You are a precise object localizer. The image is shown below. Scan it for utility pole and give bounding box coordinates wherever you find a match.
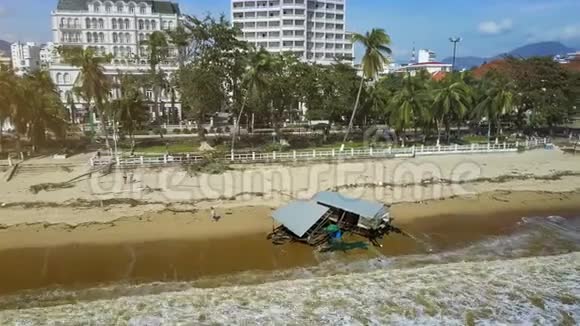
[449,37,462,71]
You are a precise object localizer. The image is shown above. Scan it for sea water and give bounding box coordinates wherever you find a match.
[0,215,579,325]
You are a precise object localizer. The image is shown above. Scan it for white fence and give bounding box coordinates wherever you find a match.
[90,139,547,168]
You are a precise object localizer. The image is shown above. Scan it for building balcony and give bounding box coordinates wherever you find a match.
[59,24,83,30]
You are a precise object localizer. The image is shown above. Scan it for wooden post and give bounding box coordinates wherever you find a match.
[351,148,354,157]
[293,150,296,161]
[421,145,424,153]
[231,150,235,161]
[273,151,277,160]
[332,149,335,157]
[253,152,256,161]
[503,142,507,150]
[313,149,316,158]
[369,147,373,156]
[140,156,144,165]
[164,155,168,164]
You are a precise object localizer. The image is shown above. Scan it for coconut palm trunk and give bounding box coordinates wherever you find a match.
[343,76,365,144]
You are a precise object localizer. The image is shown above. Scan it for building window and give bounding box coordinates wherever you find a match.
[98,19,104,29]
[145,20,150,30]
[151,20,156,30]
[138,20,144,30]
[56,73,62,84]
[87,32,93,43]
[117,3,123,12]
[125,33,131,43]
[94,3,100,12]
[140,5,146,14]
[99,32,105,42]
[112,33,118,43]
[129,4,135,13]
[125,19,130,29]
[168,21,173,30]
[91,18,97,29]
[112,19,117,29]
[105,3,112,12]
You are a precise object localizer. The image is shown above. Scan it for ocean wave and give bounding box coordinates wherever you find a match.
[1,252,579,325]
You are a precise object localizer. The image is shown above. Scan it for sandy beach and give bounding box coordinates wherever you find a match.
[0,149,579,316]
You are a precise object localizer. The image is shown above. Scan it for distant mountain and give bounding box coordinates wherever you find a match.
[442,41,577,70]
[0,39,10,56]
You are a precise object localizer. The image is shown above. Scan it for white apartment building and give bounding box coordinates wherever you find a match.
[231,0,354,65]
[10,42,42,76]
[50,0,181,123]
[40,42,56,69]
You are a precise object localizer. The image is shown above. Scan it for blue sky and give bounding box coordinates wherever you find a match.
[1,0,579,61]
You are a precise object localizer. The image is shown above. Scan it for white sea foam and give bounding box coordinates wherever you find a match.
[1,252,579,325]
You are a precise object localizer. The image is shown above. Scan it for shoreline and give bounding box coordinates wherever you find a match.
[0,190,578,297]
[0,190,579,250]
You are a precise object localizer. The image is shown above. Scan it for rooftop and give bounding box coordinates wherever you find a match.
[312,192,387,220]
[272,201,330,237]
[56,0,180,15]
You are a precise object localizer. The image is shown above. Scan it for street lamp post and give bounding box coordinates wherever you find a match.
[449,37,462,71]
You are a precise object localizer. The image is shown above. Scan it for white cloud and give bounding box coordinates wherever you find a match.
[478,19,513,36]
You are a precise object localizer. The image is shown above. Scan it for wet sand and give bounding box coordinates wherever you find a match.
[0,190,579,297]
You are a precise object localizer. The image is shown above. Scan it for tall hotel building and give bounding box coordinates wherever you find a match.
[50,0,181,122]
[231,0,354,64]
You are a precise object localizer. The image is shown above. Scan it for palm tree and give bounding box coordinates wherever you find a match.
[19,71,68,151]
[142,31,169,129]
[231,48,273,153]
[473,77,515,143]
[388,74,430,146]
[111,74,149,147]
[167,26,190,68]
[432,74,472,145]
[343,28,392,144]
[59,46,111,143]
[0,68,15,153]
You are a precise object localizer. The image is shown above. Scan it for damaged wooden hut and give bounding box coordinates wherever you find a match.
[268,192,397,247]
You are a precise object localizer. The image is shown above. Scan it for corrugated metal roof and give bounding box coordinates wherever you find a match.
[57,0,180,14]
[312,192,386,220]
[272,201,329,237]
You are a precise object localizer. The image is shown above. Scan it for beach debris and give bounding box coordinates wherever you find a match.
[268,192,399,248]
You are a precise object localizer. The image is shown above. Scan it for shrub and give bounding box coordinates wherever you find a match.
[182,128,191,134]
[173,128,182,134]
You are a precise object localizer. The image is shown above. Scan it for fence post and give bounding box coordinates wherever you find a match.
[164,155,168,164]
[231,150,235,162]
[421,145,424,153]
[454,144,458,152]
[273,151,276,160]
[544,137,547,144]
[253,152,256,161]
[140,156,144,165]
[369,147,373,156]
[332,149,335,157]
[293,150,296,161]
[503,142,507,150]
[351,148,355,157]
[313,149,316,159]
[412,145,416,156]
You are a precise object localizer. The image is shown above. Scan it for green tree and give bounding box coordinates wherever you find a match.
[473,73,514,142]
[0,67,16,153]
[111,73,149,145]
[388,73,431,146]
[231,48,273,152]
[59,46,111,142]
[432,73,472,144]
[141,31,170,131]
[343,28,392,143]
